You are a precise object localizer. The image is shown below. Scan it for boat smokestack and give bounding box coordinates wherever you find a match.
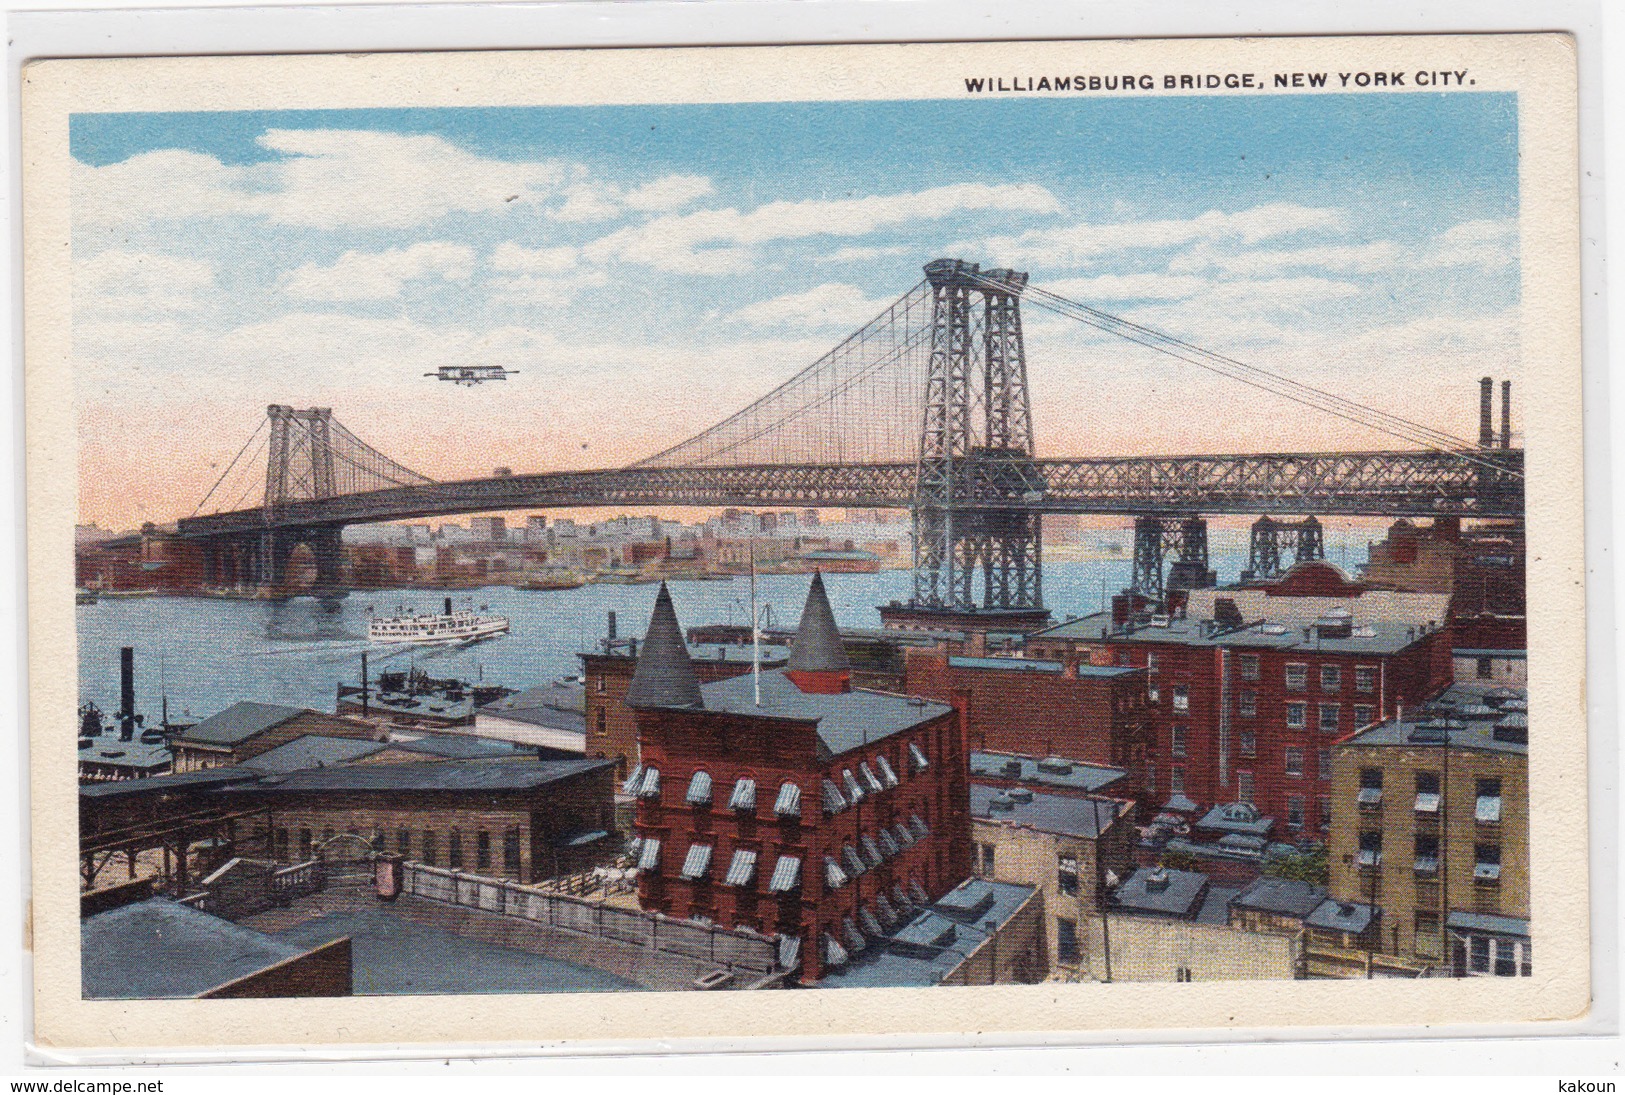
[444,596,453,616]
[1501,380,1512,449]
[118,646,135,742]
[607,610,617,640]
[1479,376,1494,448]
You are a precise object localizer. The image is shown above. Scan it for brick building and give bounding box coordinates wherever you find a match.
[625,576,972,983]
[904,651,1151,784]
[1326,682,1530,978]
[1025,562,1455,835]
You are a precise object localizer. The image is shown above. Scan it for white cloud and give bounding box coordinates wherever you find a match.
[970,203,1346,268]
[74,130,574,230]
[812,244,913,265]
[1417,218,1517,269]
[583,182,1063,274]
[1170,240,1402,277]
[730,283,895,329]
[490,242,582,276]
[623,175,715,212]
[1044,272,1208,301]
[281,242,474,301]
[74,249,216,314]
[551,174,716,223]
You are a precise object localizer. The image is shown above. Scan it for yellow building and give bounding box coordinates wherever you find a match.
[1327,682,1529,977]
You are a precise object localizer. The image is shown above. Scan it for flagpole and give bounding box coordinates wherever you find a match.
[750,538,761,707]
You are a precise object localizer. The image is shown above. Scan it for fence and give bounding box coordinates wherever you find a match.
[401,862,781,975]
[274,859,325,900]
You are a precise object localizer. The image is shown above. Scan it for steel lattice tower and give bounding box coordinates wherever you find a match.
[911,259,1043,613]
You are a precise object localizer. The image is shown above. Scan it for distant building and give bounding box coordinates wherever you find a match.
[469,517,506,543]
[624,576,972,983]
[1324,681,1530,978]
[525,516,549,544]
[474,684,590,754]
[1103,866,1301,982]
[170,703,379,773]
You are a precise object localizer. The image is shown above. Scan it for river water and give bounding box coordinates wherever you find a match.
[77,550,1286,722]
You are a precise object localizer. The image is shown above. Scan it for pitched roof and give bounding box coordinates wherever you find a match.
[82,898,306,999]
[245,735,390,773]
[178,701,305,746]
[1233,875,1326,919]
[788,572,850,674]
[698,670,951,759]
[625,583,704,710]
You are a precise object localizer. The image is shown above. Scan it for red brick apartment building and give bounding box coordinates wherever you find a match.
[903,650,1151,786]
[1026,562,1454,836]
[625,575,972,983]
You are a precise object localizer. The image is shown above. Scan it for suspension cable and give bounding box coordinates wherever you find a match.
[191,417,268,516]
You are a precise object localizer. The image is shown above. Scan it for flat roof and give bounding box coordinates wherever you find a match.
[693,670,953,759]
[948,656,1137,679]
[1232,876,1327,919]
[1344,682,1528,756]
[1446,910,1530,937]
[78,737,172,770]
[1306,898,1374,934]
[969,752,1127,793]
[82,898,306,999]
[80,765,265,800]
[1112,867,1208,919]
[970,785,1123,840]
[246,735,390,773]
[232,757,614,795]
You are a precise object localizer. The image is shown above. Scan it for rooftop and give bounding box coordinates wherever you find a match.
[82,898,307,999]
[77,736,172,770]
[1306,898,1375,934]
[697,670,953,759]
[1232,875,1327,919]
[970,784,1124,840]
[968,751,1127,793]
[176,701,305,746]
[1111,866,1209,919]
[230,757,615,795]
[244,734,390,773]
[948,656,1140,678]
[80,765,265,801]
[479,683,584,716]
[1343,681,1529,756]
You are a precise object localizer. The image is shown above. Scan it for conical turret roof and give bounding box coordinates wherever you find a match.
[625,583,704,709]
[789,571,850,674]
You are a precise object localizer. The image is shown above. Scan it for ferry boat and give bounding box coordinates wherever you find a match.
[368,597,510,645]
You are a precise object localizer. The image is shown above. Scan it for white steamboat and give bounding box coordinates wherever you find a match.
[368,597,510,645]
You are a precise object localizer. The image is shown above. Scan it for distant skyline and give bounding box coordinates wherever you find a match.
[73,92,1519,530]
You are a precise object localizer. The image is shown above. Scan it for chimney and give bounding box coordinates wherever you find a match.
[1479,376,1494,448]
[786,572,851,694]
[118,646,136,742]
[1501,380,1512,449]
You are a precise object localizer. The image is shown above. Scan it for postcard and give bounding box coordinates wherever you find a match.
[23,31,1587,1055]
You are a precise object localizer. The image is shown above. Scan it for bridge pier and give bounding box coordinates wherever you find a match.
[1241,515,1325,582]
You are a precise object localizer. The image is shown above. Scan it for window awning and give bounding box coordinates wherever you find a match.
[876,828,900,859]
[724,848,757,887]
[875,755,901,789]
[843,916,867,954]
[774,782,802,818]
[620,765,646,795]
[859,834,884,869]
[680,843,713,880]
[1414,792,1441,813]
[842,769,867,804]
[686,770,713,806]
[893,821,915,848]
[777,934,802,970]
[728,778,756,811]
[822,932,849,967]
[1356,787,1382,806]
[909,879,930,905]
[908,742,930,772]
[821,779,847,814]
[638,767,662,799]
[891,882,914,910]
[636,837,661,871]
[857,907,884,938]
[909,813,930,839]
[768,855,802,893]
[824,856,848,890]
[858,762,884,794]
[842,844,867,877]
[554,828,609,848]
[874,893,898,926]
[1476,795,1503,823]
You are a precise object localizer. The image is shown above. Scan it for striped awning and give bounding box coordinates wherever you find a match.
[768,855,802,893]
[908,742,930,772]
[636,837,661,871]
[821,779,847,814]
[858,762,884,794]
[778,934,802,970]
[680,843,713,880]
[909,813,930,839]
[686,770,713,806]
[841,769,866,803]
[824,856,848,890]
[876,828,900,859]
[842,844,867,877]
[859,834,884,869]
[822,932,849,967]
[875,755,901,788]
[620,765,646,795]
[728,778,757,811]
[724,848,757,887]
[638,767,662,799]
[774,782,802,817]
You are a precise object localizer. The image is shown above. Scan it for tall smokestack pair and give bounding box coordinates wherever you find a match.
[1479,377,1513,449]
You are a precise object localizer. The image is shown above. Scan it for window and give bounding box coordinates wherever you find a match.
[1476,779,1503,824]
[1146,653,1159,674]
[1415,912,1443,960]
[371,829,385,853]
[1477,657,1494,680]
[1238,690,1257,718]
[1318,704,1341,733]
[421,830,438,867]
[595,674,606,694]
[1494,937,1521,976]
[1175,966,1195,982]
[1170,726,1187,758]
[1354,665,1377,693]
[1146,763,1156,794]
[1414,834,1440,874]
[476,830,491,870]
[396,829,410,856]
[1284,747,1304,778]
[1117,652,1132,667]
[299,829,313,859]
[1287,795,1305,829]
[274,829,290,861]
[1353,704,1375,726]
[1474,843,1502,882]
[1237,770,1255,804]
[1057,917,1080,966]
[977,843,996,877]
[1239,654,1260,681]
[1240,730,1257,758]
[1320,665,1342,691]
[1147,684,1160,704]
[1171,685,1189,713]
[1058,855,1080,896]
[503,827,522,878]
[1317,749,1333,780]
[1170,766,1186,796]
[1470,935,1491,974]
[1357,831,1383,868]
[1414,771,1441,813]
[448,830,463,869]
[1318,796,1331,832]
[1285,663,1308,691]
[1286,702,1307,729]
[1357,767,1384,806]
[595,709,606,735]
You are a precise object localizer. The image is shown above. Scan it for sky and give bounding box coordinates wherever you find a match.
[70,92,1521,531]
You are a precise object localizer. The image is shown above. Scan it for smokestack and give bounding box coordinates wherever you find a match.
[1501,380,1512,449]
[607,610,617,640]
[361,650,370,718]
[118,646,135,742]
[1479,377,1494,448]
[444,596,453,616]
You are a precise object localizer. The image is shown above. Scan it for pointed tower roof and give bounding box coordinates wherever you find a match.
[787,572,851,694]
[625,583,704,709]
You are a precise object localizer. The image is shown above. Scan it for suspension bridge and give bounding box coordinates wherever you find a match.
[153,258,1522,615]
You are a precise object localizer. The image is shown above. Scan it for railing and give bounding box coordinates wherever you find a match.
[177,891,214,912]
[400,862,781,975]
[273,859,324,899]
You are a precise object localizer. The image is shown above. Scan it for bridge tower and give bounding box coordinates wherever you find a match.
[901,259,1047,629]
